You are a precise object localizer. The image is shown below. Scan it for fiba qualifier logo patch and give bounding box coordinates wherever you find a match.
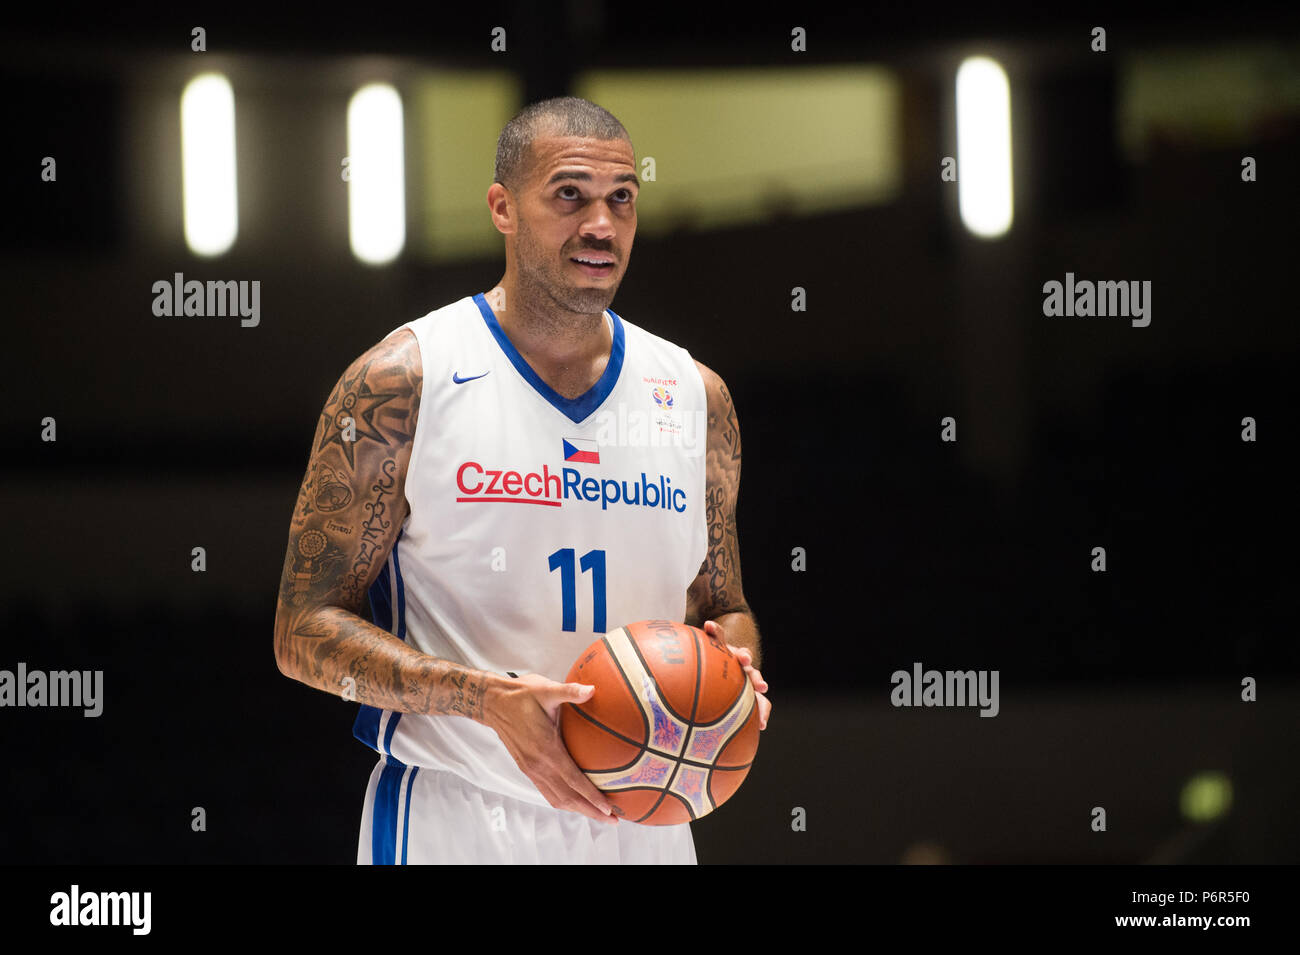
[648,383,681,436]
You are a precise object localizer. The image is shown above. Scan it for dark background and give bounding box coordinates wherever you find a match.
[2,2,1296,864]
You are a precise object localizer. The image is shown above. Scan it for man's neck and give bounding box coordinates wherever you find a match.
[484,283,612,400]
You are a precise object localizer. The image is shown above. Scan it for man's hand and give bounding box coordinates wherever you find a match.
[703,619,771,731]
[483,673,618,825]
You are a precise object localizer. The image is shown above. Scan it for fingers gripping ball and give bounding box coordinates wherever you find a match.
[559,620,760,825]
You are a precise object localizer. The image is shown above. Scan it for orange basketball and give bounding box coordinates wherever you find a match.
[559,619,760,825]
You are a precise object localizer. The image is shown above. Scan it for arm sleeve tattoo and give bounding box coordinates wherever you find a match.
[273,329,491,720]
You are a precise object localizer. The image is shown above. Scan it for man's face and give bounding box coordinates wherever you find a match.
[509,134,638,316]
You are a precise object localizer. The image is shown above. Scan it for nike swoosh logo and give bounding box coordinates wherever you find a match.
[452,371,490,384]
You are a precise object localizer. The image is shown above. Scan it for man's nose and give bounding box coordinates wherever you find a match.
[580,202,618,238]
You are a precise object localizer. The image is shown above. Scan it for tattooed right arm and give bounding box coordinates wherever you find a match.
[273,329,507,721]
[274,326,617,822]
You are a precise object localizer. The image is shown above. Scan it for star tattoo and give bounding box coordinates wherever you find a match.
[317,359,399,468]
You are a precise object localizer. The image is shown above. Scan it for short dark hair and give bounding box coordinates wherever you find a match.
[493,96,633,192]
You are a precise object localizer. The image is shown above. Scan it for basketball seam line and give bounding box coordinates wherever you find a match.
[638,626,704,823]
[570,704,746,774]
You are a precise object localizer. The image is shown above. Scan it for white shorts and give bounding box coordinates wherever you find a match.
[356,755,698,864]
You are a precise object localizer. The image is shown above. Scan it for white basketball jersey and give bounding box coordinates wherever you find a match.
[353,293,709,807]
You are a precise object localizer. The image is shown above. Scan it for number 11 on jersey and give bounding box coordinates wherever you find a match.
[547,547,606,633]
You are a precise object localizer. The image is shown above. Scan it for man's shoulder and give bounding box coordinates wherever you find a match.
[612,309,717,402]
[614,308,679,349]
[614,309,699,367]
[397,294,481,339]
[337,326,422,402]
[357,294,482,378]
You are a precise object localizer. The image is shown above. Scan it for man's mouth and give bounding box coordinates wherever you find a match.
[570,253,615,275]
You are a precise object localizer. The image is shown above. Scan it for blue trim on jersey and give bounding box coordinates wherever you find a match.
[371,758,407,865]
[352,704,381,750]
[351,561,392,751]
[401,767,419,865]
[392,535,407,641]
[369,562,394,631]
[352,534,408,755]
[382,702,402,754]
[473,292,626,424]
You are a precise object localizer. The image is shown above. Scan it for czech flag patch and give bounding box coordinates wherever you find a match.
[562,437,600,464]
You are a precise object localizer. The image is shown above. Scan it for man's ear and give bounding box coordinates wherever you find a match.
[487,182,516,235]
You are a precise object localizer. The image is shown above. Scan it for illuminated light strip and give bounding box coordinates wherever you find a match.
[181,73,238,256]
[956,56,1014,239]
[347,83,406,265]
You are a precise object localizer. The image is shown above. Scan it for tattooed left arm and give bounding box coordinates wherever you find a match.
[685,360,770,729]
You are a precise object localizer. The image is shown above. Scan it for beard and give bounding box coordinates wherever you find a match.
[514,213,621,317]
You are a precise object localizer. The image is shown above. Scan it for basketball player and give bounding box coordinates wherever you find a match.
[274,97,769,864]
